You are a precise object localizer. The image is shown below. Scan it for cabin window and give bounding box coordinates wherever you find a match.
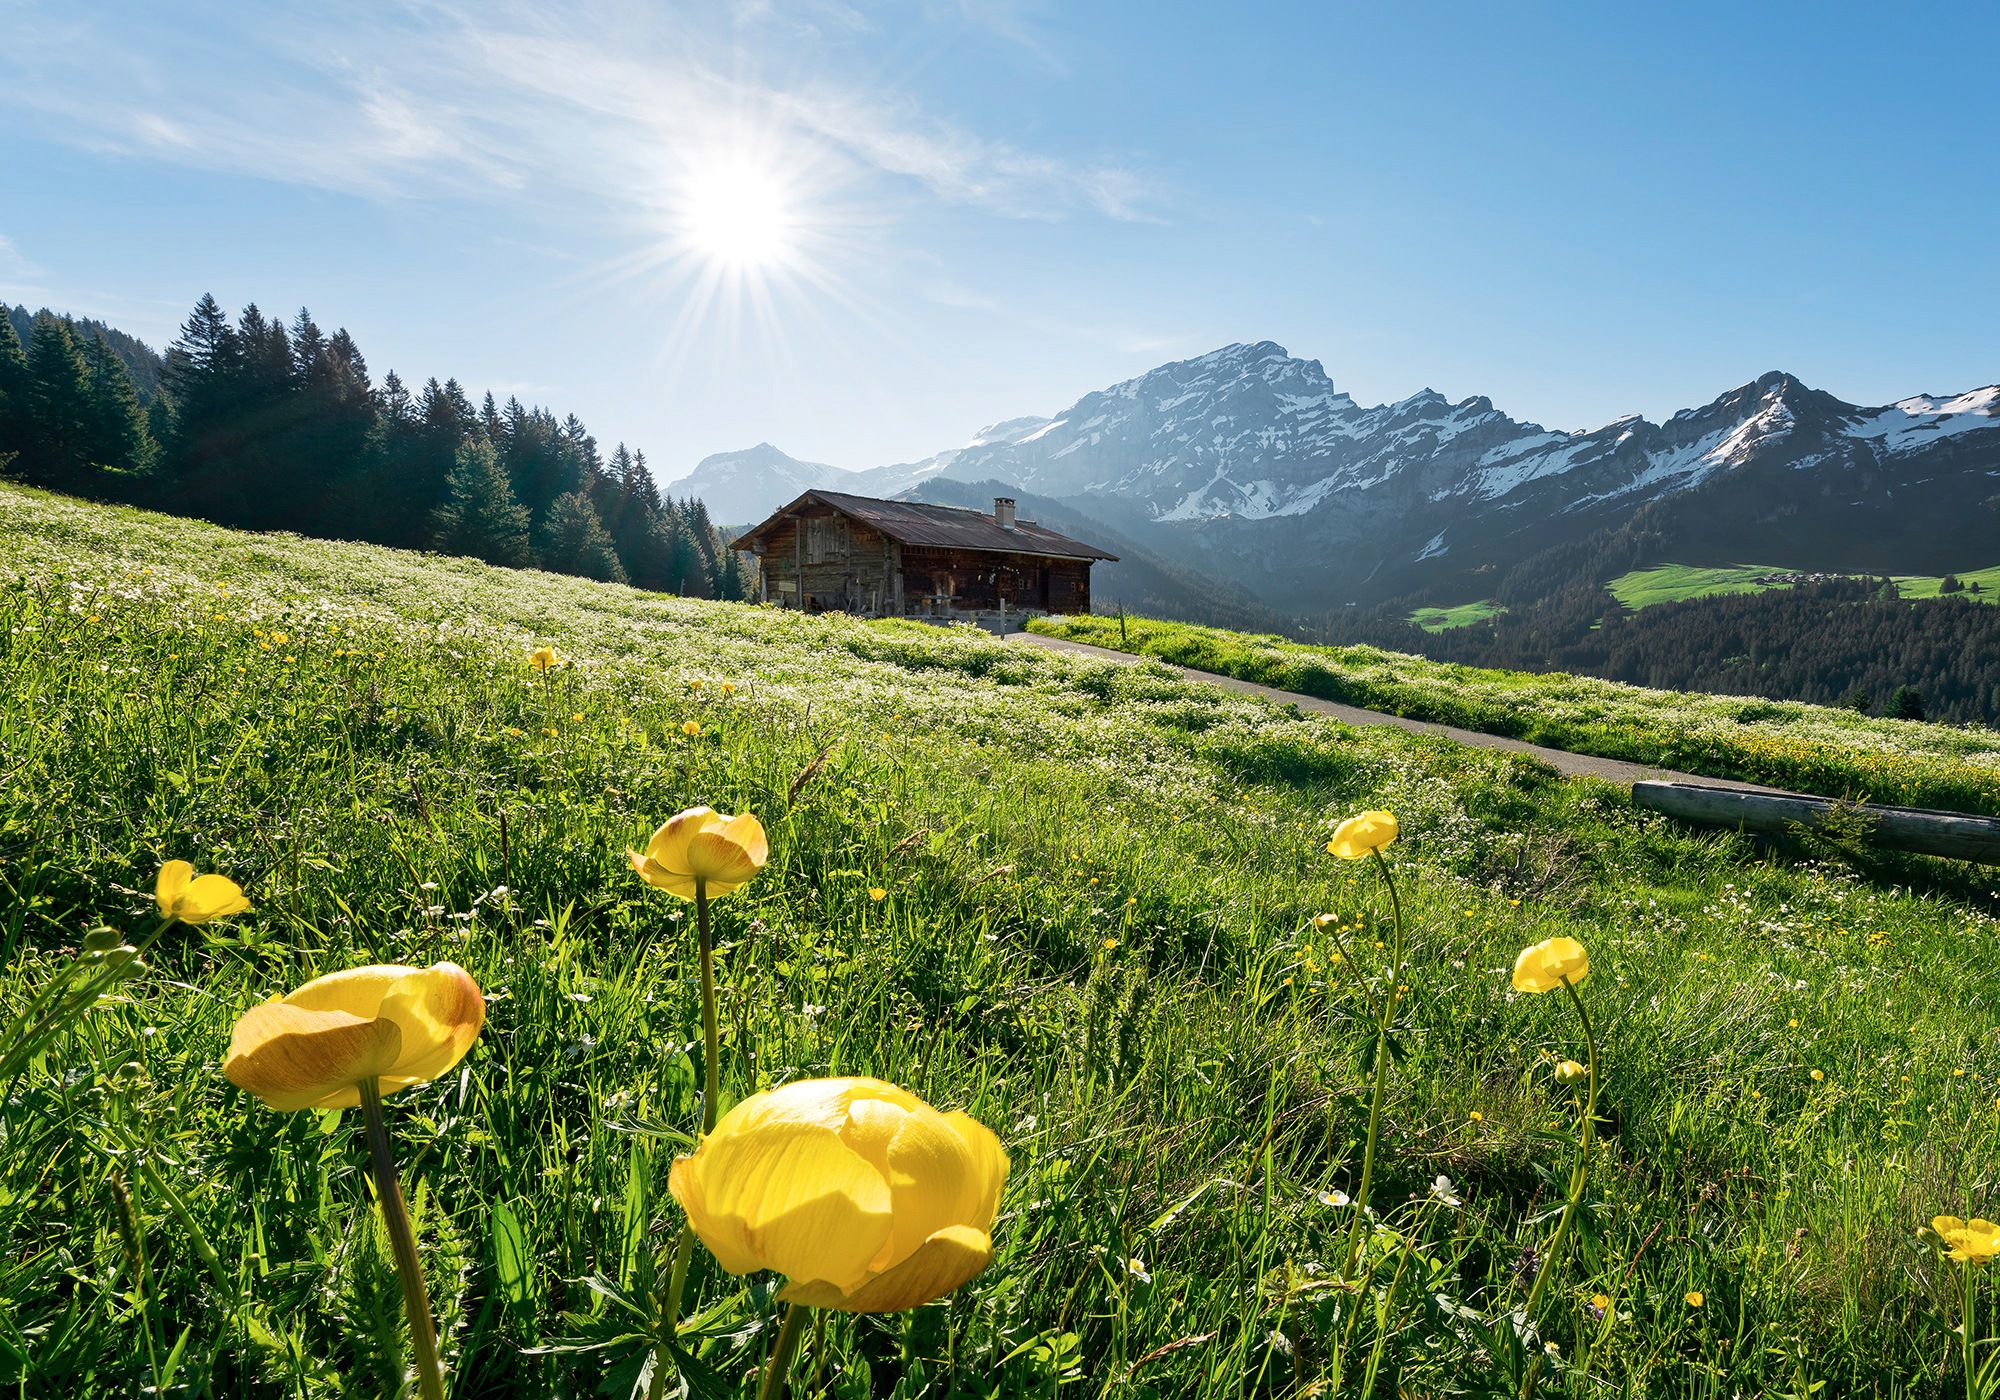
[806,516,842,564]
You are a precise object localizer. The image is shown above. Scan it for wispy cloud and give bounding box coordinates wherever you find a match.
[0,1,1153,222]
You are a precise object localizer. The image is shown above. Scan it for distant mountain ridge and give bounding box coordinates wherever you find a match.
[689,342,2000,610]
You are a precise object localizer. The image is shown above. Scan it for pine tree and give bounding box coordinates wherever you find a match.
[719,542,745,601]
[431,439,533,567]
[1887,685,1926,721]
[0,311,27,472]
[539,491,627,583]
[23,313,94,490]
[80,333,154,477]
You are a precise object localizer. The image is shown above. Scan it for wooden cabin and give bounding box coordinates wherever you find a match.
[734,491,1118,619]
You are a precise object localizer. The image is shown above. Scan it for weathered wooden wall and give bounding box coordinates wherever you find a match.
[753,506,1096,616]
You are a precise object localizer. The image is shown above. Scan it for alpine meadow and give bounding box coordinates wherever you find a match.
[7,480,2000,1397]
[8,4,2000,1398]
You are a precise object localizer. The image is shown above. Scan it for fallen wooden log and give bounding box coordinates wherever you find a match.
[1631,781,2000,865]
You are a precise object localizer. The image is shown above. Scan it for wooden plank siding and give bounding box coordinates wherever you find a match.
[744,491,1106,618]
[758,525,1093,616]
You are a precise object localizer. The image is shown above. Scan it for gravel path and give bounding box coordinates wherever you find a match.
[1010,631,1790,793]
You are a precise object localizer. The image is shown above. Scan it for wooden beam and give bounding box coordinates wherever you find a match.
[1632,781,2000,865]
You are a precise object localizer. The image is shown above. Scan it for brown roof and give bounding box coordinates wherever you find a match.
[736,490,1119,562]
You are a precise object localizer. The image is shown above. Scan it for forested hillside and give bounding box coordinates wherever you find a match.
[0,297,742,598]
[1309,498,2000,726]
[4,303,164,401]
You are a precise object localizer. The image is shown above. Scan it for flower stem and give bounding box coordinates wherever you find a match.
[1342,851,1405,1280]
[696,879,719,1134]
[1964,1261,1978,1400]
[1523,976,1598,1320]
[756,1304,810,1400]
[648,883,721,1400]
[359,1079,446,1400]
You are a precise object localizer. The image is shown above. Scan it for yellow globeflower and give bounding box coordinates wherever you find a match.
[1555,1059,1587,1084]
[528,645,563,671]
[224,963,485,1111]
[1685,1290,1704,1307]
[629,807,768,899]
[1934,1216,2000,1264]
[1326,810,1398,860]
[1512,937,1589,994]
[669,1077,1008,1313]
[155,860,250,924]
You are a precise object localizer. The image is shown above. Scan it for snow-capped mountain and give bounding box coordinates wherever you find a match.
[913,343,2000,607]
[689,342,2000,608]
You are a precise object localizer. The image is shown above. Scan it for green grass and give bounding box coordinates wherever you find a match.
[1030,612,2000,815]
[1408,599,1506,632]
[1893,564,2000,602]
[1607,561,2000,611]
[8,481,2000,1397]
[1605,563,1795,610]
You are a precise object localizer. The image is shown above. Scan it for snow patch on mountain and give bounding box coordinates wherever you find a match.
[1845,386,2000,451]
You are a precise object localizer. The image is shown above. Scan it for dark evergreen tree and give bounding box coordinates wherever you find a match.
[431,439,532,567]
[0,312,27,472]
[80,333,154,478]
[539,491,627,583]
[718,542,746,601]
[1887,685,1926,721]
[22,313,95,490]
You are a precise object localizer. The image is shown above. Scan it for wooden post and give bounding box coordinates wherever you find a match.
[794,518,804,611]
[1632,782,2000,865]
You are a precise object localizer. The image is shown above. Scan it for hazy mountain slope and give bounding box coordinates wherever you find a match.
[904,477,1291,632]
[6,303,164,400]
[664,443,843,526]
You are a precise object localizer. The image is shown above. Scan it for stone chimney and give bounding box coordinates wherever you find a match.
[993,497,1017,530]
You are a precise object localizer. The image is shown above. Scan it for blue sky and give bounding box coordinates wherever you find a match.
[2,1,1994,482]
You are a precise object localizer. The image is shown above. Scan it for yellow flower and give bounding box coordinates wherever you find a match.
[1810,1069,1825,1082]
[1555,1059,1587,1084]
[1788,1018,1799,1028]
[155,861,249,924]
[223,963,484,1111]
[689,678,704,691]
[1312,913,1338,928]
[669,1076,1008,1313]
[528,645,562,671]
[1511,937,1589,994]
[629,807,768,899]
[1468,1111,1484,1122]
[681,721,702,737]
[1326,810,1397,860]
[1934,1217,2000,1263]
[869,887,887,901]
[1590,1292,1611,1313]
[720,682,737,696]
[1685,1290,1704,1307]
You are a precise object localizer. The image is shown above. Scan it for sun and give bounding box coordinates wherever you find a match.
[678,161,794,272]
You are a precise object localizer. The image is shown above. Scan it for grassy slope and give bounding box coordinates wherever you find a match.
[6,483,2000,1396]
[1030,613,2000,815]
[1408,599,1507,632]
[1606,563,1795,610]
[1608,561,2000,610]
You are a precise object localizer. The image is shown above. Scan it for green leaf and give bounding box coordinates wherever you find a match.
[491,1199,531,1311]
[620,1139,650,1289]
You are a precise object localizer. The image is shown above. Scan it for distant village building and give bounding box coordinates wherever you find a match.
[735,490,1117,620]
